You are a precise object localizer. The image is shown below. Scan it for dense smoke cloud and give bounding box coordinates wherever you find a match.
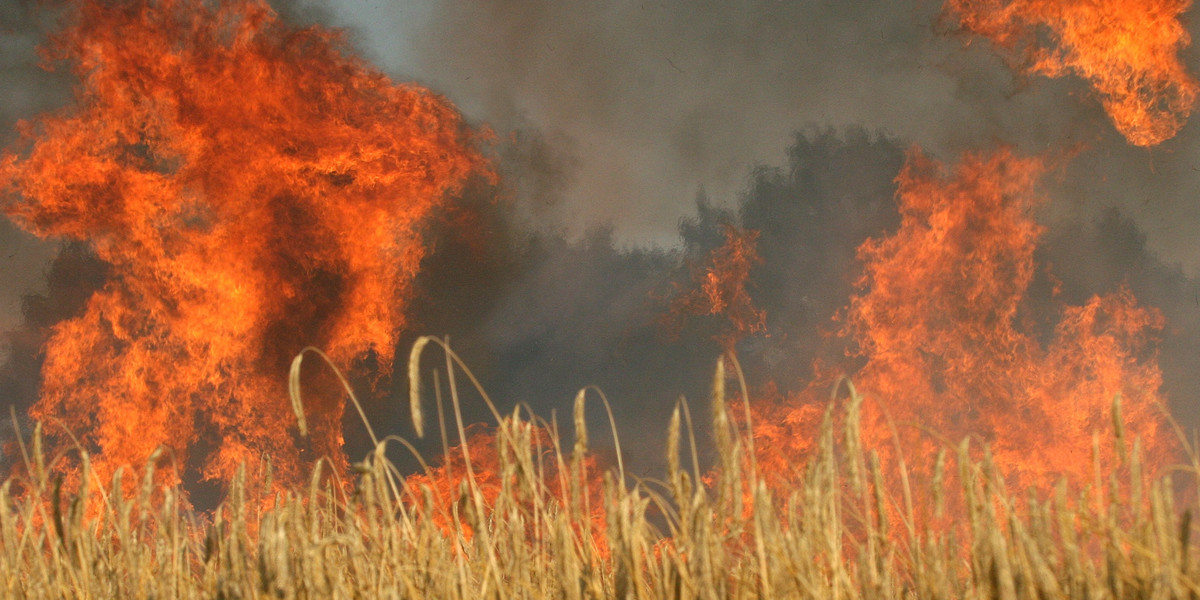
[316,0,1200,458]
[0,242,105,443]
[0,1,68,334]
[4,0,1200,483]
[0,2,71,147]
[1039,211,1200,428]
[369,128,905,473]
[367,126,1200,473]
[386,0,987,244]
[312,0,1200,276]
[3,123,1198,480]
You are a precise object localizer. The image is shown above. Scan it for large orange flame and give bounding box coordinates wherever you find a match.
[0,0,488,498]
[750,148,1175,515]
[944,0,1199,146]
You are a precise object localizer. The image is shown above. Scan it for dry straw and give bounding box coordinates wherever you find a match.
[1,341,1198,599]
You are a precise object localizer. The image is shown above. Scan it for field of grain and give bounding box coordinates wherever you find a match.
[1,345,1196,599]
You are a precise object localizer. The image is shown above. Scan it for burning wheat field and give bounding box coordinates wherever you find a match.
[2,0,1200,597]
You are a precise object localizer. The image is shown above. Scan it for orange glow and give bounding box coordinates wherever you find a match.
[666,224,766,350]
[748,149,1175,517]
[944,0,1198,146]
[0,0,488,499]
[403,422,607,547]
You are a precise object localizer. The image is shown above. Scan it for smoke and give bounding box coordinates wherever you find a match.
[1039,209,1200,428]
[336,0,1200,462]
[0,1,69,336]
[382,127,905,473]
[0,1,72,146]
[311,0,1200,276]
[4,0,1200,485]
[0,242,105,441]
[330,2,1046,238]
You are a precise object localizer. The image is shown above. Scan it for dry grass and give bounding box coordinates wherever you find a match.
[1,340,1198,599]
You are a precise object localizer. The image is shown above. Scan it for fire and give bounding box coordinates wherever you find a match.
[749,148,1175,515]
[665,224,767,350]
[0,0,487,498]
[403,421,607,547]
[944,0,1199,146]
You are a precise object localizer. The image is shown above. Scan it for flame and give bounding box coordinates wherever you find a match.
[665,224,767,350]
[403,422,607,547]
[0,0,488,498]
[944,0,1199,146]
[749,148,1175,515]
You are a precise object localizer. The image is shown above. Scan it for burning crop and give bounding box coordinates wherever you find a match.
[745,148,1176,523]
[0,0,488,500]
[1,0,1200,596]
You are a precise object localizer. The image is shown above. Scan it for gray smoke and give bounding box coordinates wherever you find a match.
[317,0,1200,454]
[5,0,1200,479]
[1038,210,1200,429]
[372,127,905,474]
[0,1,69,337]
[319,0,1192,251]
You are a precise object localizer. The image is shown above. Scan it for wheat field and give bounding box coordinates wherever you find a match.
[0,341,1197,599]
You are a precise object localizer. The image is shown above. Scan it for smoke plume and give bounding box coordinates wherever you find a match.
[4,0,1200,493]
